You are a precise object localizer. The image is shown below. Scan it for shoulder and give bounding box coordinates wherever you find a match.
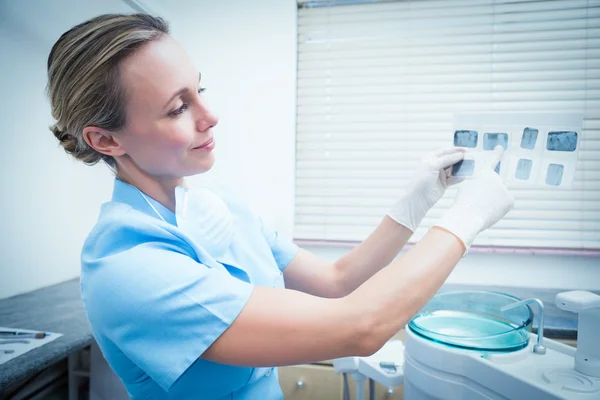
[79,201,199,324]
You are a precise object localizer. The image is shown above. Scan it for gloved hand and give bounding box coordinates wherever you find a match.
[388,147,466,232]
[434,146,514,253]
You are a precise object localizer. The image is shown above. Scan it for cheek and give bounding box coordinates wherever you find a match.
[156,119,195,152]
[122,117,195,165]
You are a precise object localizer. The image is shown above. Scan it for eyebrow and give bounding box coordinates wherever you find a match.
[163,72,202,109]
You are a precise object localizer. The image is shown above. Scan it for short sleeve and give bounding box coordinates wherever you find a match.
[82,238,254,392]
[260,220,300,271]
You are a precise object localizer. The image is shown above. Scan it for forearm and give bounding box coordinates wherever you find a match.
[333,148,466,297]
[343,227,464,353]
[334,216,413,296]
[339,148,512,355]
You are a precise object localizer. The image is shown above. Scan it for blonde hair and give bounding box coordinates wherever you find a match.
[47,14,169,167]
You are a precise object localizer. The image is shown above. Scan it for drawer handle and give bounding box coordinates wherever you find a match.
[386,388,394,396]
[296,380,305,389]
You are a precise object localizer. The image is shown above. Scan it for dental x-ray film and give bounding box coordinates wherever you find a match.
[546,164,564,186]
[483,133,509,150]
[547,131,578,152]
[521,128,538,150]
[452,160,476,177]
[454,130,478,148]
[515,159,533,180]
[451,113,583,189]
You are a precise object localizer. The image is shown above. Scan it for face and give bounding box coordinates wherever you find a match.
[115,35,218,179]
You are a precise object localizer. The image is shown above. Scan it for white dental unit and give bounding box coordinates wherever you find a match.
[334,290,600,399]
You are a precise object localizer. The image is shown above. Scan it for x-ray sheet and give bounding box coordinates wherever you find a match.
[0,327,62,366]
[452,113,584,189]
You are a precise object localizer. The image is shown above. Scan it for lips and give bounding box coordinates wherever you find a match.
[194,137,214,149]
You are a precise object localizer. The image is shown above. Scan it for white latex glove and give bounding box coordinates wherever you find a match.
[388,147,466,232]
[434,146,514,254]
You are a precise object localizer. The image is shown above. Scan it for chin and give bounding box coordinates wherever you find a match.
[194,154,216,174]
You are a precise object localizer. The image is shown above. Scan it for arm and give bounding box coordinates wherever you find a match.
[203,226,463,367]
[282,216,412,298]
[284,148,465,298]
[204,147,513,366]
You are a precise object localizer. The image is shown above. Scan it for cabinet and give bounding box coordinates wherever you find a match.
[279,363,403,400]
[279,330,405,400]
[279,364,342,400]
[345,377,403,400]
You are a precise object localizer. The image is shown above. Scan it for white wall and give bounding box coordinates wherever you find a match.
[0,0,298,300]
[304,245,600,291]
[0,0,135,300]
[0,0,597,301]
[157,0,298,236]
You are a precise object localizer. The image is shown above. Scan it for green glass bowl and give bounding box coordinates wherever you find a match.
[408,291,533,352]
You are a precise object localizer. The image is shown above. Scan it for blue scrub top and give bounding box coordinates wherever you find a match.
[81,178,299,399]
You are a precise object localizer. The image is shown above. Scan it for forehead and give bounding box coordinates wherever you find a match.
[119,35,197,108]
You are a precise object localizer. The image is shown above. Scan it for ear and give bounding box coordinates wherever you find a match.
[82,126,126,157]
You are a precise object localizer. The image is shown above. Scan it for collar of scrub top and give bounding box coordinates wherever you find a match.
[112,177,241,270]
[112,177,244,271]
[112,178,178,226]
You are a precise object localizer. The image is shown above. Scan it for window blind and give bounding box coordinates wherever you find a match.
[294,0,600,249]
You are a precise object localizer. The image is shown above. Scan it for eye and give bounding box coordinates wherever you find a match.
[168,88,206,117]
[169,103,189,117]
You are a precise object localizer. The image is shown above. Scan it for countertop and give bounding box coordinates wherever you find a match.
[0,278,588,395]
[0,279,93,396]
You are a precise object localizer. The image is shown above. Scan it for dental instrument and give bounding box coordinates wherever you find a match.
[0,340,31,345]
[0,331,47,339]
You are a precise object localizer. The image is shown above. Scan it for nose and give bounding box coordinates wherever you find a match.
[195,98,219,132]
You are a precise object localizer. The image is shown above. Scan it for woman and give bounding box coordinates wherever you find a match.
[47,13,513,400]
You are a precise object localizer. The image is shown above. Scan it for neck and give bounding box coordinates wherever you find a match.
[115,159,185,213]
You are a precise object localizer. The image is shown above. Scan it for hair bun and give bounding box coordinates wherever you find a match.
[51,124,67,142]
[50,124,78,153]
[50,124,106,165]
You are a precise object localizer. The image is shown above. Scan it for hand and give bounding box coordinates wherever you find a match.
[388,147,465,232]
[434,146,514,253]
